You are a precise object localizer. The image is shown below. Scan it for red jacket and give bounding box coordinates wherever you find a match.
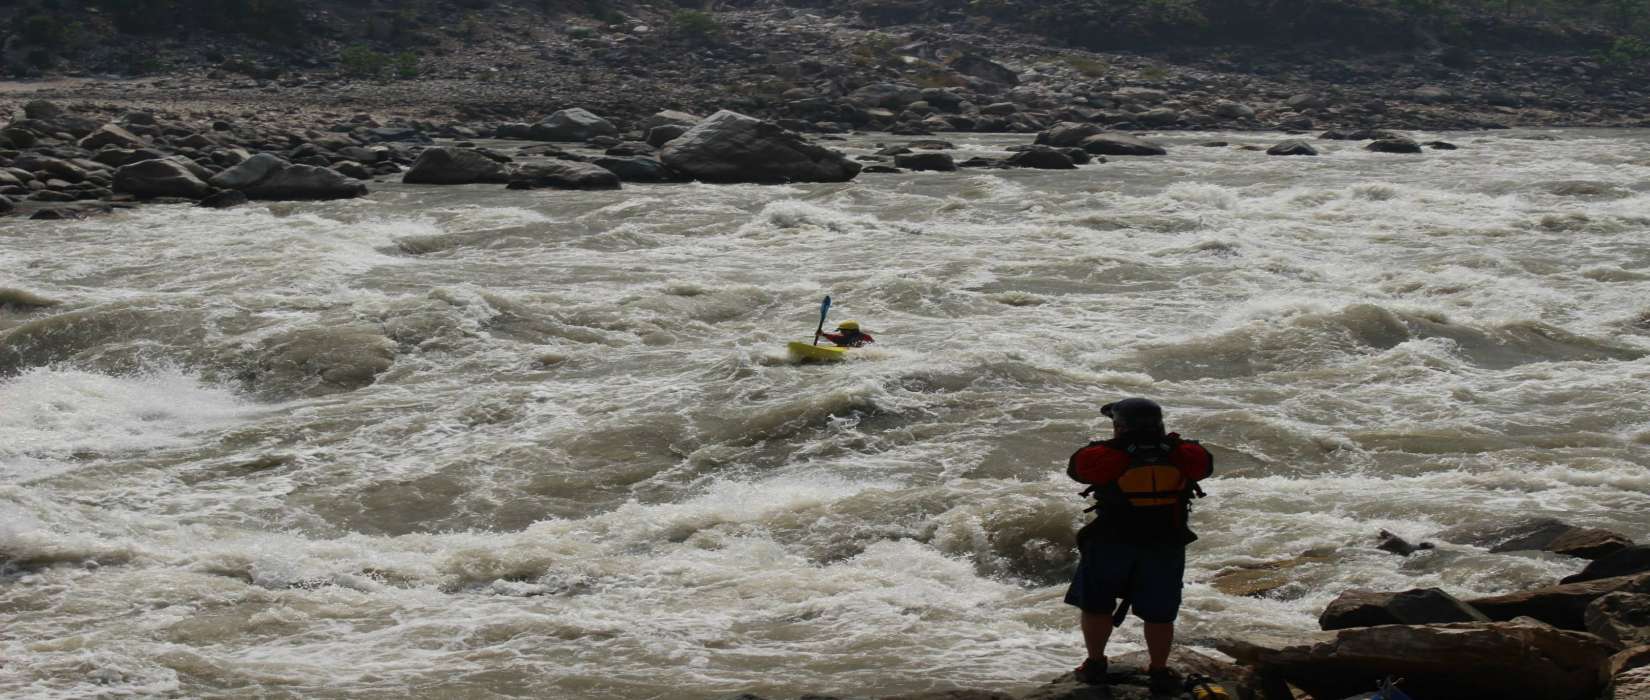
[822,331,874,347]
[1068,433,1212,544]
[1068,433,1212,485]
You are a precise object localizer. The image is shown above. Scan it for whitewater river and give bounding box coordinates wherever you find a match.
[3,130,1649,698]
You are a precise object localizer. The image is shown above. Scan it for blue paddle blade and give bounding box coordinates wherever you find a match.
[819,295,831,323]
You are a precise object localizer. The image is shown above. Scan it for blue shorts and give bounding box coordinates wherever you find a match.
[1064,539,1186,623]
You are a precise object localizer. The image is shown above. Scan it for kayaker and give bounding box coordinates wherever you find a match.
[1065,398,1213,694]
[821,320,875,348]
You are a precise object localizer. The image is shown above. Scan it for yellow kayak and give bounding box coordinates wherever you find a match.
[787,341,850,362]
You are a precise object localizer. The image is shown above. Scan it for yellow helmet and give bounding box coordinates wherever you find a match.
[836,320,860,331]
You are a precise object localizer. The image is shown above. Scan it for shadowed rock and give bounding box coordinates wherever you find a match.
[1080,133,1167,156]
[1564,545,1650,584]
[1587,592,1650,646]
[1442,517,1633,560]
[1221,617,1620,700]
[1467,573,1650,630]
[1267,140,1318,156]
[1319,588,1489,630]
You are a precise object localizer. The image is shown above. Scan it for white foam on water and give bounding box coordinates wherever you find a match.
[0,367,257,483]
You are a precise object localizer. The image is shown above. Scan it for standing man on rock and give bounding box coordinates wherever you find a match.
[1065,398,1213,693]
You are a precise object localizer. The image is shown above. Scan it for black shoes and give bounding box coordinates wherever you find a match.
[1148,667,1181,695]
[1074,657,1108,685]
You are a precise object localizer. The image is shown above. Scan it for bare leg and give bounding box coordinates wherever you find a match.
[1079,610,1113,662]
[1143,622,1173,670]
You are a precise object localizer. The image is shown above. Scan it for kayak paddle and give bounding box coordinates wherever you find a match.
[812,295,832,346]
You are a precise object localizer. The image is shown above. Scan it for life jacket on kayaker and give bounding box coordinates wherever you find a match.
[1068,398,1212,545]
[822,320,875,347]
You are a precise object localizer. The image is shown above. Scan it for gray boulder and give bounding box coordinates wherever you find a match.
[1136,108,1181,126]
[1213,101,1256,119]
[1267,140,1319,156]
[79,124,149,150]
[1036,122,1105,147]
[198,190,249,209]
[638,110,702,131]
[210,153,289,190]
[591,156,680,183]
[659,110,861,184]
[243,165,368,200]
[1468,573,1650,630]
[1080,133,1167,156]
[528,108,618,142]
[1443,517,1633,560]
[113,159,212,199]
[848,83,922,109]
[507,161,621,190]
[0,195,12,214]
[402,147,509,185]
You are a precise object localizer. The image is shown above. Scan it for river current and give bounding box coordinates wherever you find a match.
[3,130,1648,698]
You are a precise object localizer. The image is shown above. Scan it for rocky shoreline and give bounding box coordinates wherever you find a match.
[0,92,1485,221]
[719,521,1650,700]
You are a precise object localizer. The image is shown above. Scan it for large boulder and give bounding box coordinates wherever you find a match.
[1035,122,1105,148]
[209,153,288,190]
[1080,133,1167,156]
[949,53,1018,86]
[1565,545,1650,584]
[1467,573,1650,630]
[1267,140,1319,156]
[1220,618,1621,700]
[113,159,212,199]
[659,110,861,184]
[243,165,368,200]
[1442,517,1633,560]
[1005,145,1076,170]
[79,124,149,150]
[402,147,509,184]
[507,161,621,190]
[1213,101,1256,119]
[528,108,618,142]
[14,155,89,183]
[1587,592,1650,646]
[0,195,13,214]
[1136,108,1180,126]
[1611,646,1650,700]
[1319,588,1489,630]
[638,110,703,132]
[848,83,923,109]
[591,156,680,183]
[894,152,956,172]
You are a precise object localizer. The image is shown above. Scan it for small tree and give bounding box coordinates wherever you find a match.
[671,10,722,45]
[339,45,390,78]
[395,52,419,79]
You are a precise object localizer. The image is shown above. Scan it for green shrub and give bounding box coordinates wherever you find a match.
[395,52,420,79]
[1063,55,1109,77]
[1599,36,1650,66]
[339,44,391,78]
[671,10,722,44]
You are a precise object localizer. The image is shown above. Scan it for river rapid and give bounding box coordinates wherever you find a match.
[3,130,1649,699]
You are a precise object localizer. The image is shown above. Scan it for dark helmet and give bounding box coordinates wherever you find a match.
[1102,398,1164,434]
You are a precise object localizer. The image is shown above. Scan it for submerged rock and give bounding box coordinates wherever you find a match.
[660,110,860,184]
[506,161,621,190]
[1366,138,1424,154]
[1266,140,1318,156]
[591,156,680,183]
[1079,133,1167,156]
[1005,145,1076,169]
[894,152,956,172]
[253,326,396,397]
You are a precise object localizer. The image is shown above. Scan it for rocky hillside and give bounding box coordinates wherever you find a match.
[3,0,1650,130]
